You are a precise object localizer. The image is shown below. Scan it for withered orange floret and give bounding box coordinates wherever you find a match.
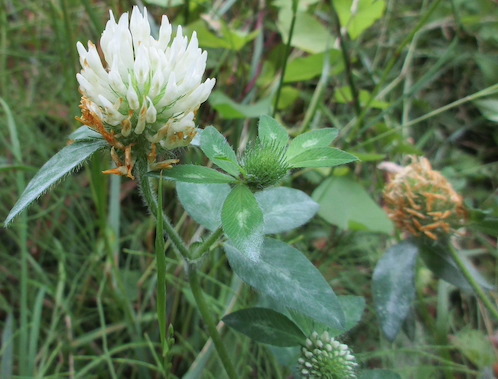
[384,157,467,240]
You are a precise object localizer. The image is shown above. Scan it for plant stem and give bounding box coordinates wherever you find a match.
[448,244,498,321]
[187,263,238,379]
[135,160,236,377]
[136,159,190,260]
[273,0,298,116]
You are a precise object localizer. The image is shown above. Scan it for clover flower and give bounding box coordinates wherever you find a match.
[76,6,215,178]
[384,157,466,241]
[297,331,358,378]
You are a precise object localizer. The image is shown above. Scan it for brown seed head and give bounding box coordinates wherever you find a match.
[384,157,466,240]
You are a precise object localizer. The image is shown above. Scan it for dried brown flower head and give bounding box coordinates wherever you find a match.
[384,157,466,240]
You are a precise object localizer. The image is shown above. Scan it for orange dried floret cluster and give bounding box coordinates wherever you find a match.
[384,157,467,240]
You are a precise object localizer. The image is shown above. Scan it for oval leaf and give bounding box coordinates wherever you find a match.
[200,126,241,176]
[222,307,305,347]
[222,185,264,260]
[372,241,419,342]
[258,115,289,149]
[151,164,236,184]
[255,187,319,234]
[225,238,345,331]
[5,140,107,226]
[286,128,338,159]
[288,147,358,168]
[177,182,231,231]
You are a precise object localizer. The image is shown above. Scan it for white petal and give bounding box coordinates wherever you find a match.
[134,45,150,85]
[126,81,140,110]
[158,15,172,49]
[146,98,157,123]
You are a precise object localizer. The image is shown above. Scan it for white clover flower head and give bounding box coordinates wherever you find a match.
[297,331,358,378]
[76,6,215,178]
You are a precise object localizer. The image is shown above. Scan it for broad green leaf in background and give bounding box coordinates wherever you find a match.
[276,86,300,110]
[372,241,419,341]
[474,98,498,122]
[312,175,393,234]
[5,139,107,226]
[419,241,495,292]
[225,238,345,331]
[335,0,387,40]
[277,8,335,53]
[200,126,241,177]
[186,20,258,51]
[335,87,390,110]
[150,165,237,184]
[359,369,402,379]
[286,128,338,160]
[222,307,306,347]
[258,115,289,149]
[176,182,231,231]
[222,185,264,260]
[284,51,344,83]
[287,147,358,168]
[209,91,272,119]
[255,187,319,234]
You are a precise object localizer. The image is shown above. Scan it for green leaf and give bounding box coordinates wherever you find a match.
[209,91,271,119]
[335,87,390,110]
[222,185,264,259]
[186,19,258,51]
[176,182,231,231]
[150,165,236,184]
[277,9,334,53]
[225,238,345,331]
[287,147,358,168]
[372,241,419,342]
[258,115,289,149]
[68,125,102,142]
[335,0,387,40]
[474,98,498,122]
[5,139,107,226]
[312,175,393,234]
[255,187,319,234]
[286,128,339,160]
[358,369,401,379]
[419,241,495,292]
[284,51,344,83]
[286,295,365,337]
[200,126,241,177]
[222,308,306,347]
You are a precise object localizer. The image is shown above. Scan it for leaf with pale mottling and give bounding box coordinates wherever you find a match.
[286,128,338,159]
[200,126,241,177]
[222,185,264,260]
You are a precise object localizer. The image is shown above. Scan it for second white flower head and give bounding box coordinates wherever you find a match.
[76,6,215,150]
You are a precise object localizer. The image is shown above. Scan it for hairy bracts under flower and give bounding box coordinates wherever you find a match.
[76,6,215,178]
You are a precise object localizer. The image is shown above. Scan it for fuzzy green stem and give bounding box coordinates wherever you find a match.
[187,263,238,379]
[137,159,190,259]
[155,172,168,367]
[192,228,224,260]
[448,244,498,321]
